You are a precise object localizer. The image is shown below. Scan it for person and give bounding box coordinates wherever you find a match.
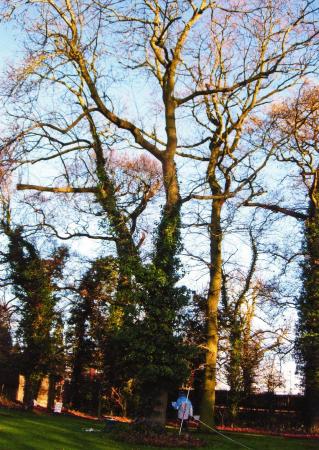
[172,391,193,431]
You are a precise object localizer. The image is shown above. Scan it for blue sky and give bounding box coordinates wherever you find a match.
[0,10,304,394]
[0,22,16,64]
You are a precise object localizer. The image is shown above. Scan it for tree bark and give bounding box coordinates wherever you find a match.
[200,199,223,428]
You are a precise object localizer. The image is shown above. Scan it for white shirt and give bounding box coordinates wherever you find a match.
[176,397,193,420]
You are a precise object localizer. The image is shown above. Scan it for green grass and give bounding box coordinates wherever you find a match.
[0,408,317,450]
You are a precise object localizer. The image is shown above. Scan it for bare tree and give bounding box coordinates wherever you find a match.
[1,0,318,423]
[176,2,319,424]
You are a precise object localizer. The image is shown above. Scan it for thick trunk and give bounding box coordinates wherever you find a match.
[155,156,181,264]
[149,157,181,425]
[200,199,223,428]
[85,64,181,426]
[89,117,138,264]
[146,79,181,421]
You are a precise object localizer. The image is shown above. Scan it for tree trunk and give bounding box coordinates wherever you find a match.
[23,374,39,410]
[23,375,33,409]
[47,374,56,412]
[148,390,168,426]
[139,90,180,416]
[228,324,243,425]
[200,199,223,428]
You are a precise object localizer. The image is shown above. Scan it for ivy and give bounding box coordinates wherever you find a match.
[296,204,319,431]
[5,226,68,406]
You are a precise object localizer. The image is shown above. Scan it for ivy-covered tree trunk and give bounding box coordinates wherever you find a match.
[111,196,189,424]
[298,185,319,432]
[149,203,182,424]
[86,112,140,277]
[227,323,243,424]
[79,69,188,425]
[116,151,189,424]
[242,302,257,397]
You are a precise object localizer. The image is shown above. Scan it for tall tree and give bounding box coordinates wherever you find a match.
[180,2,319,422]
[2,0,318,422]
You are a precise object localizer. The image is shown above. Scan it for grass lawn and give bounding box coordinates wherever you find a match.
[0,408,318,450]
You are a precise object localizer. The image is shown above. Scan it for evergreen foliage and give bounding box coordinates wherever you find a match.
[67,256,119,411]
[0,302,15,394]
[296,204,319,431]
[108,205,193,416]
[5,225,68,406]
